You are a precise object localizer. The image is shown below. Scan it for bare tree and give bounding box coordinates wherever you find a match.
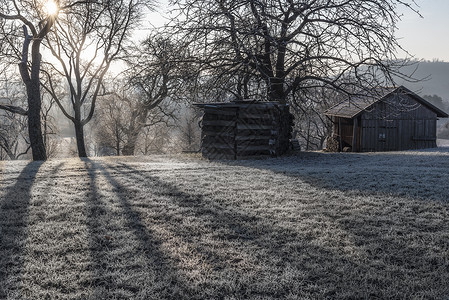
[170,0,419,104]
[0,0,147,159]
[95,81,177,156]
[0,109,30,160]
[42,0,153,157]
[438,121,449,140]
[177,107,201,152]
[291,86,344,150]
[0,73,30,160]
[294,106,331,151]
[0,0,62,160]
[41,92,59,158]
[136,123,172,155]
[94,89,128,156]
[120,33,195,155]
[0,71,60,159]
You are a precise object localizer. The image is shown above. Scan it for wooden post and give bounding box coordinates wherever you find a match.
[338,117,343,152]
[352,117,358,152]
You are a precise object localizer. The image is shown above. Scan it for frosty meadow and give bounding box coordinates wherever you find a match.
[1,149,448,299]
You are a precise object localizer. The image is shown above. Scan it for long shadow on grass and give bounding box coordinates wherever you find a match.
[114,161,449,299]
[109,162,377,299]
[216,153,449,297]
[83,159,115,299]
[0,161,43,298]
[222,150,449,203]
[82,158,190,299]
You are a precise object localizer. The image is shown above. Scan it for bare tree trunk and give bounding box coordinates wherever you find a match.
[4,147,17,160]
[266,78,287,103]
[27,80,46,160]
[320,136,326,150]
[115,126,121,156]
[306,119,311,151]
[73,107,87,157]
[122,109,147,156]
[74,121,87,157]
[122,128,139,156]
[18,30,46,161]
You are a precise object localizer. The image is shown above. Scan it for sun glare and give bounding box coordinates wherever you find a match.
[43,0,59,16]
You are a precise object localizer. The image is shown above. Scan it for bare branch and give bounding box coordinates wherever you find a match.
[0,103,28,115]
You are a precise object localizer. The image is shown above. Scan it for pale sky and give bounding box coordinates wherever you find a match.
[396,0,449,61]
[145,0,449,62]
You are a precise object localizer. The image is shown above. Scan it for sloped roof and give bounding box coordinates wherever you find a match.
[194,100,286,109]
[324,86,449,119]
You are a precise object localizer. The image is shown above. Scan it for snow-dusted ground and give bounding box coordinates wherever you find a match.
[0,149,448,299]
[230,146,449,202]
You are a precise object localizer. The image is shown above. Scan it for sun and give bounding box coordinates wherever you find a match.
[43,0,59,16]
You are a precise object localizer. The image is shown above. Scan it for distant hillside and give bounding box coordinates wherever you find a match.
[395,60,449,132]
[396,60,449,104]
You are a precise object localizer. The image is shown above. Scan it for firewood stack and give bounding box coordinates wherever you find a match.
[325,135,340,152]
[195,101,294,159]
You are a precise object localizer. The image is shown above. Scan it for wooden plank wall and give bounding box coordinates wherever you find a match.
[360,94,437,151]
[201,107,238,159]
[332,117,362,150]
[200,103,292,159]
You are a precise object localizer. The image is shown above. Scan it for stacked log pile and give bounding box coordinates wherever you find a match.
[325,135,340,152]
[196,101,293,159]
[200,106,238,159]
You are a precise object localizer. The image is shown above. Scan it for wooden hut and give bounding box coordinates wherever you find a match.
[324,86,448,152]
[195,101,293,159]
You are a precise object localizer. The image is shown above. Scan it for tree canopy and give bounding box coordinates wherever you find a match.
[170,0,419,104]
[1,0,154,159]
[42,0,153,157]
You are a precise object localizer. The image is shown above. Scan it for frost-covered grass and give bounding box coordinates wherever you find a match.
[0,149,448,299]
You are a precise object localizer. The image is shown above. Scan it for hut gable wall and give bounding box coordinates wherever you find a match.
[359,94,438,151]
[360,93,437,120]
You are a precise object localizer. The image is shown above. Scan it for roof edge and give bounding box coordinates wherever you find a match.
[397,86,449,118]
[325,86,449,119]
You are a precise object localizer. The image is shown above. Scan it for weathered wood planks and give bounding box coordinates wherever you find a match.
[195,101,293,159]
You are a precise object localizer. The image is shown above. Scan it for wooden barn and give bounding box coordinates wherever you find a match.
[195,101,293,159]
[324,86,448,152]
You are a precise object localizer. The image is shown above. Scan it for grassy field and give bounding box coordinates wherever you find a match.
[0,149,448,299]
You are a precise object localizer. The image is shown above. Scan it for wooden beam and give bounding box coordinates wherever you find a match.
[338,117,342,152]
[237,124,272,130]
[352,117,358,152]
[202,120,235,126]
